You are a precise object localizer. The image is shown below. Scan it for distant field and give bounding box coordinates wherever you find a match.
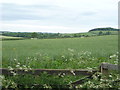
[0,35,24,40]
[2,35,118,69]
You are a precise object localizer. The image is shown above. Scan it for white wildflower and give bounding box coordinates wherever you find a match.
[110,54,117,58]
[63,73,65,76]
[109,75,112,78]
[100,79,104,81]
[14,58,17,61]
[116,52,119,54]
[68,48,74,52]
[60,75,64,77]
[24,69,28,72]
[65,59,67,61]
[13,72,17,76]
[23,65,26,68]
[0,75,4,80]
[27,57,30,59]
[16,65,20,68]
[17,62,20,65]
[70,70,75,75]
[8,66,13,71]
[19,67,22,70]
[61,55,65,58]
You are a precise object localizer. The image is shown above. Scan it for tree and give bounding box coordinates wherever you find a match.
[98,31,103,36]
[74,34,78,37]
[31,32,38,38]
[105,31,111,35]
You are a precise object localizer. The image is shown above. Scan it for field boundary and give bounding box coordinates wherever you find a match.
[1,68,97,76]
[0,63,119,86]
[69,63,119,86]
[1,63,118,76]
[100,63,119,74]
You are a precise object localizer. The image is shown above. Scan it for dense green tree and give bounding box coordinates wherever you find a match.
[31,32,38,38]
[98,31,103,35]
[89,27,119,32]
[105,31,111,35]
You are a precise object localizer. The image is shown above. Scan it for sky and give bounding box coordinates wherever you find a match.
[0,0,119,33]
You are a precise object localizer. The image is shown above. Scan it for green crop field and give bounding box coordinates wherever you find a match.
[2,35,118,69]
[0,35,24,40]
[1,35,119,88]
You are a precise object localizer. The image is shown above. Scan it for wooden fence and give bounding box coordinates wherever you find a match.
[1,62,118,75]
[70,63,119,86]
[0,68,97,76]
[0,62,119,86]
[100,63,119,74]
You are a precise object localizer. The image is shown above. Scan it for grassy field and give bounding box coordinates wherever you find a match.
[2,35,118,69]
[0,35,24,40]
[1,35,119,88]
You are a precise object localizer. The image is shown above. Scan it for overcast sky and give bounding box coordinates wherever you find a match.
[0,0,119,33]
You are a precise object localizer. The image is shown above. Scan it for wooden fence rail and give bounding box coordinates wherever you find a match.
[0,63,119,87]
[0,68,97,76]
[0,63,119,76]
[100,63,119,74]
[70,63,119,86]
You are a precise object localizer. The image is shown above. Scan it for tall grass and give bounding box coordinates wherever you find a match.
[1,35,119,88]
[2,35,118,69]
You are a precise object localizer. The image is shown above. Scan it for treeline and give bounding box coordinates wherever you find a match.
[2,32,91,39]
[2,27,119,39]
[2,32,57,39]
[97,31,113,36]
[89,27,119,32]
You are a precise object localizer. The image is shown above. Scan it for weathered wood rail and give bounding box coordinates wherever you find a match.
[0,63,119,87]
[100,63,119,74]
[0,63,118,76]
[0,68,97,76]
[70,63,119,86]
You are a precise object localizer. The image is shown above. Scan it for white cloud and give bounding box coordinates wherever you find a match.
[2,20,117,33]
[0,0,119,33]
[1,20,81,33]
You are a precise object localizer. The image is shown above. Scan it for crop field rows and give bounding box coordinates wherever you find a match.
[1,35,120,89]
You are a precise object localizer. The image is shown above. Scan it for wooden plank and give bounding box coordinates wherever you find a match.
[100,63,119,74]
[100,63,118,71]
[0,68,2,74]
[0,68,97,76]
[69,75,93,86]
[70,63,119,86]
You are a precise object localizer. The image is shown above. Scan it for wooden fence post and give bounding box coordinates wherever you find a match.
[100,63,118,74]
